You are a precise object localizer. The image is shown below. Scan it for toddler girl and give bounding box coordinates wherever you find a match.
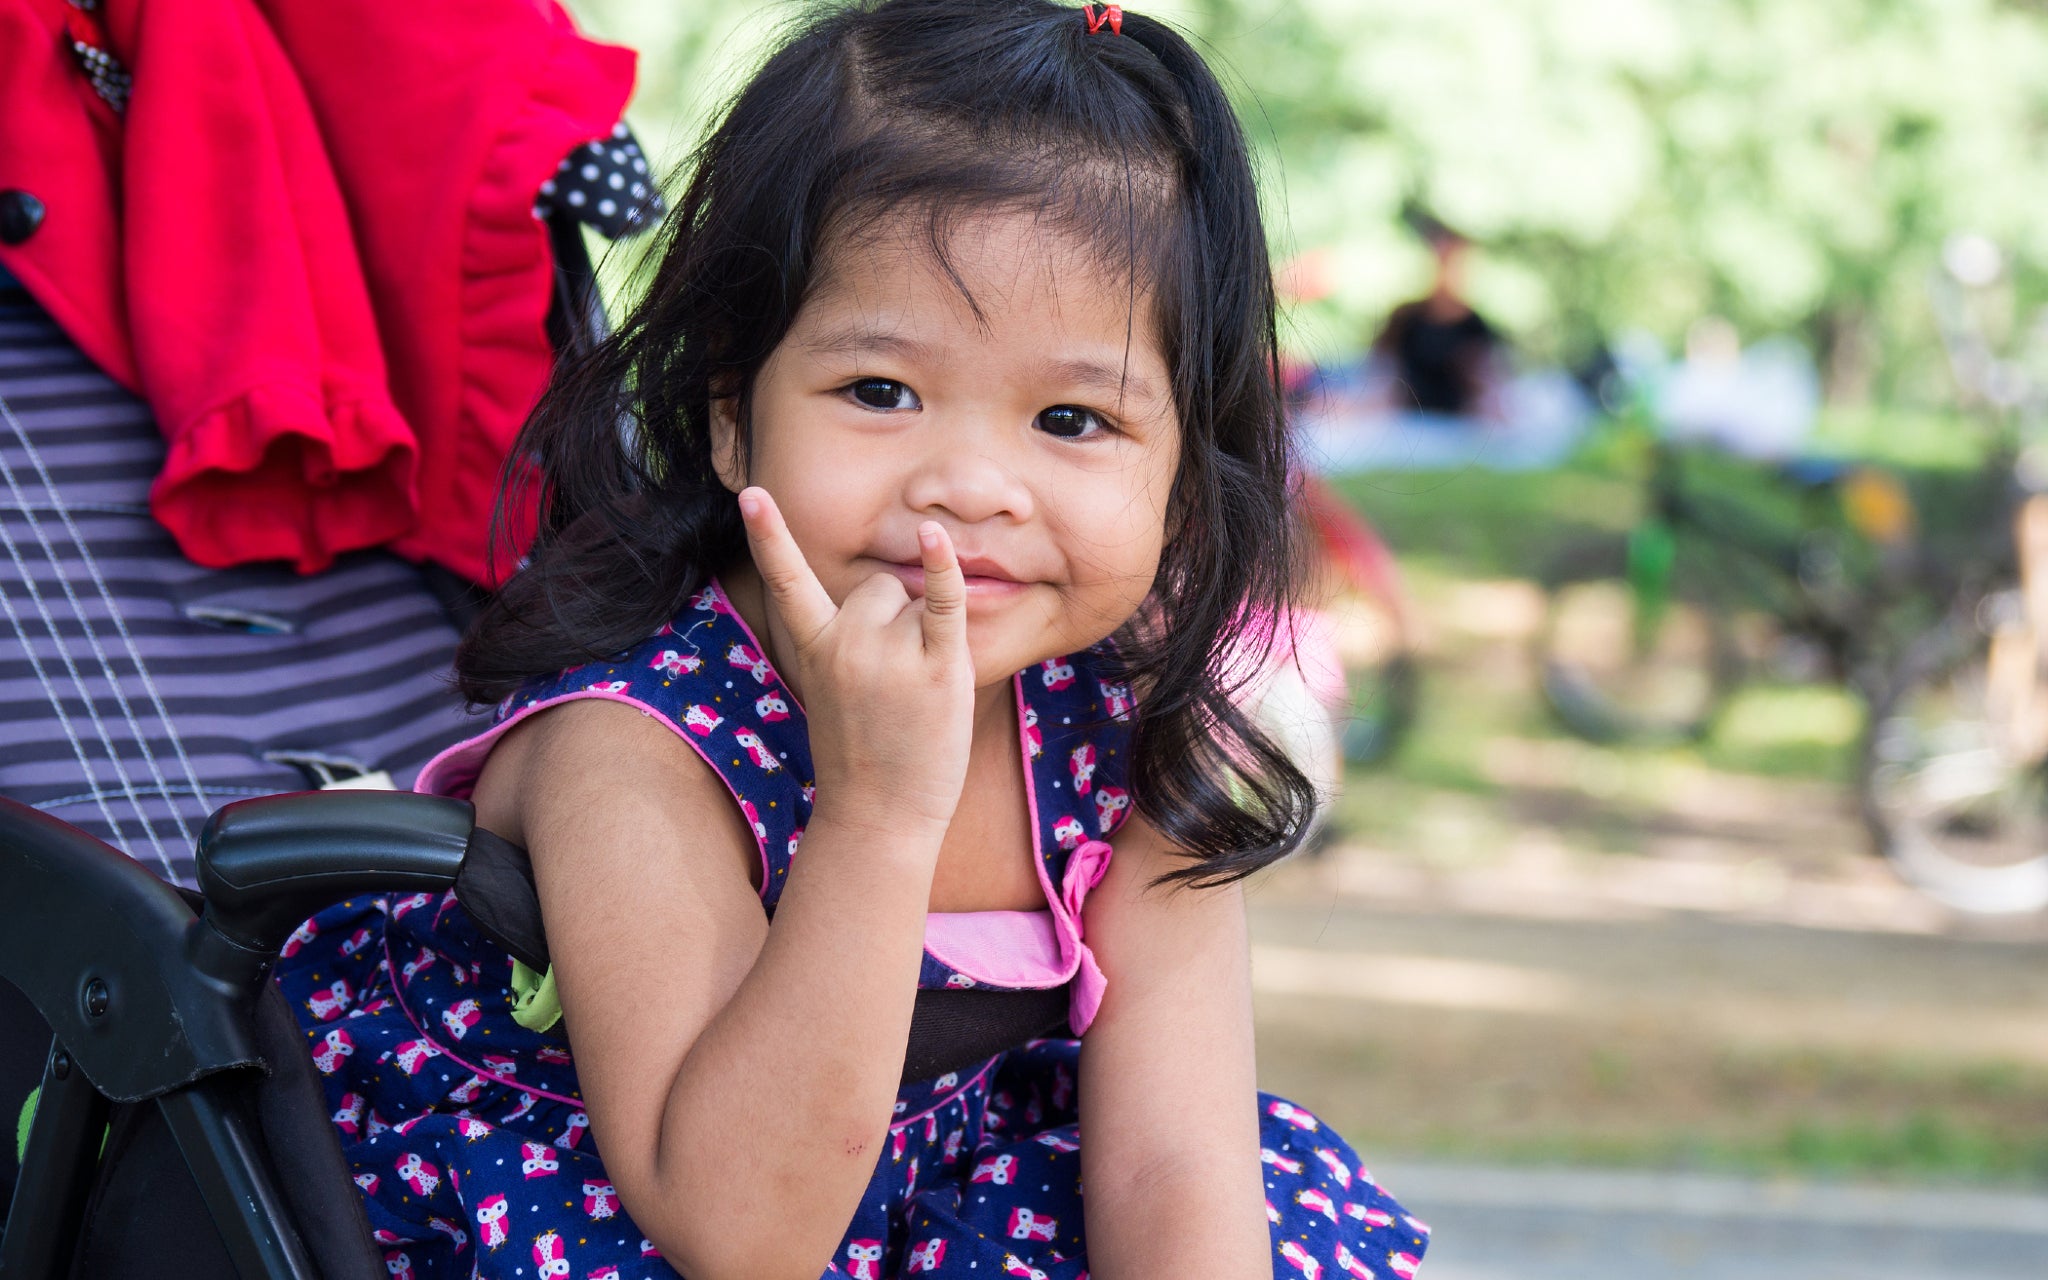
[278,3,1429,1276]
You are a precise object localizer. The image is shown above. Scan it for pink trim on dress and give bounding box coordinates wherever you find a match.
[1012,675,1062,921]
[1058,839,1115,1033]
[1009,675,1114,1035]
[413,689,775,898]
[921,910,1063,988]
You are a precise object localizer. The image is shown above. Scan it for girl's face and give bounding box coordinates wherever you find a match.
[713,209,1180,689]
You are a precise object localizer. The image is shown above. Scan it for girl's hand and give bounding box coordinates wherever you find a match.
[738,486,975,837]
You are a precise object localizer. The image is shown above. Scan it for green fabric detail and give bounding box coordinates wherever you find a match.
[510,959,563,1033]
[14,1084,110,1163]
[1626,517,1678,656]
[16,1084,37,1165]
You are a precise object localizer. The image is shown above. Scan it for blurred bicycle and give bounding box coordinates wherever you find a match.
[1535,239,2048,912]
[1861,235,2048,914]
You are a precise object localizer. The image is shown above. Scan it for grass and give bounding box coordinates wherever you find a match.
[1324,412,2005,805]
[1697,683,1864,781]
[1808,405,2003,472]
[1331,465,1637,582]
[1767,1114,2048,1182]
[1392,1120,2048,1185]
[1325,602,1863,869]
[1257,992,2048,1188]
[1330,408,2005,586]
[1709,1050,2048,1183]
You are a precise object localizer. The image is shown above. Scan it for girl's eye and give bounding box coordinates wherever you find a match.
[848,378,920,411]
[1036,405,1109,439]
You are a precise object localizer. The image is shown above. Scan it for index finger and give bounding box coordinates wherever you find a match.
[737,487,836,643]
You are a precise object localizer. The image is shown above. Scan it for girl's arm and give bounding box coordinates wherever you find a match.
[1077,815,1271,1279]
[473,491,975,1280]
[476,704,941,1280]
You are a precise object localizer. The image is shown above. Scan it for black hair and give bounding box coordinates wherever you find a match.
[457,0,1314,886]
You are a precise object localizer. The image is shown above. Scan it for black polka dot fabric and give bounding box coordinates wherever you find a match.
[533,122,664,239]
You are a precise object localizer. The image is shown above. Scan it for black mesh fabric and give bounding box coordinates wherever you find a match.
[901,986,1072,1085]
[69,1101,234,1279]
[0,976,46,1211]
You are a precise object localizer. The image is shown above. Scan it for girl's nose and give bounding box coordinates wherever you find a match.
[901,434,1036,526]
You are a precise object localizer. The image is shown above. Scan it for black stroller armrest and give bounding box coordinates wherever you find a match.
[0,798,259,1102]
[0,792,475,1103]
[197,791,474,954]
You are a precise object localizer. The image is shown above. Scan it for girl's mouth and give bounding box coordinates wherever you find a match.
[881,559,1030,601]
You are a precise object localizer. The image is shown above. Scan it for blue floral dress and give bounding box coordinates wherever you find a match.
[275,580,1429,1280]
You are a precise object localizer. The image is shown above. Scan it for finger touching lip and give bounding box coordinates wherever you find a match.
[883,561,1028,599]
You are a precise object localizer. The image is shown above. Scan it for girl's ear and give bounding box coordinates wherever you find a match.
[707,391,747,494]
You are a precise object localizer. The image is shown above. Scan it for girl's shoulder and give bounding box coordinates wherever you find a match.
[491,579,787,729]
[424,579,811,904]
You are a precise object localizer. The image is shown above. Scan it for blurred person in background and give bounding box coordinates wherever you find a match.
[1371,217,1509,423]
[1289,217,1590,472]
[1658,316,1820,460]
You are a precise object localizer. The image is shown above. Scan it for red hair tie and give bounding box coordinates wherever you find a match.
[1083,5,1123,35]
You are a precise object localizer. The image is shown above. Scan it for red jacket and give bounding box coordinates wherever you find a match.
[0,0,635,580]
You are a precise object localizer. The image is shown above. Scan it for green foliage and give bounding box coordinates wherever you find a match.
[572,0,2048,401]
[1413,1116,2048,1183]
[1212,0,2048,398]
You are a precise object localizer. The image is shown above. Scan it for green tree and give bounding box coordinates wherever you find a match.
[577,0,2048,402]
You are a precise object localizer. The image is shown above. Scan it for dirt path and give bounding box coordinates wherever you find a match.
[1247,832,2048,1182]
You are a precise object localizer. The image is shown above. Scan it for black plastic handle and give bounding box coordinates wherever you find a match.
[197,790,474,955]
[0,798,256,1102]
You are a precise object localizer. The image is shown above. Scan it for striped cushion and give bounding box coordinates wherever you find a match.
[0,267,488,886]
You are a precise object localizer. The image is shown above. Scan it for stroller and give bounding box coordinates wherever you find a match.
[0,187,617,1276]
[0,3,639,1251]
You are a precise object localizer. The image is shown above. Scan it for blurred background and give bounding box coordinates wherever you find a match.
[575,2,2048,1274]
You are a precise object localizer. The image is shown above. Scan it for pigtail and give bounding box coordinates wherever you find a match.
[1093,10,1319,886]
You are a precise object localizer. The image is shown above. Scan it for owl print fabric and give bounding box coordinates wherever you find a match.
[273,579,1428,1278]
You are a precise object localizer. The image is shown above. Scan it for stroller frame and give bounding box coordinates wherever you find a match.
[1,789,482,1278]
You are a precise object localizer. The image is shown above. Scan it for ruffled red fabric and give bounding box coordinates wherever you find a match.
[256,0,634,582]
[155,383,416,570]
[0,0,634,578]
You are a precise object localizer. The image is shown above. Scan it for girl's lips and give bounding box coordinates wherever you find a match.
[881,561,1030,600]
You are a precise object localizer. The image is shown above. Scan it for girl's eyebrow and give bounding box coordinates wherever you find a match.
[1043,357,1161,404]
[803,324,937,364]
